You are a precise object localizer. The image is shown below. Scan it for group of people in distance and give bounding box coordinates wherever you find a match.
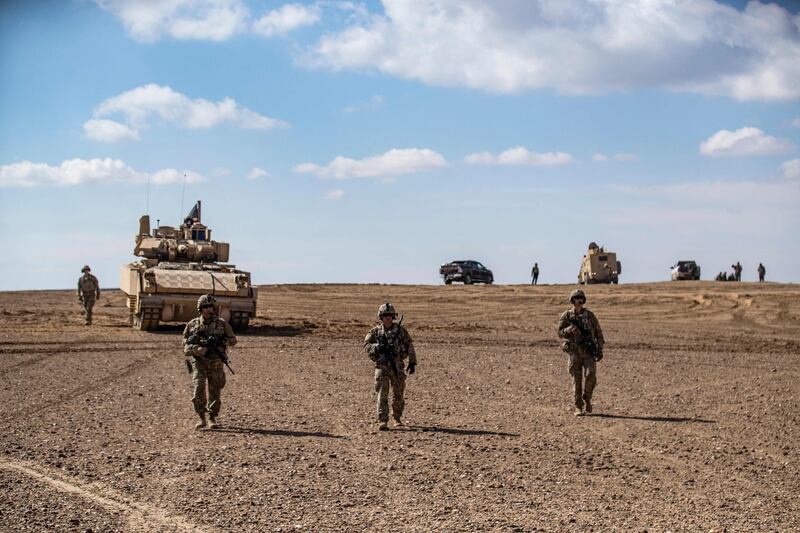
[716,261,766,282]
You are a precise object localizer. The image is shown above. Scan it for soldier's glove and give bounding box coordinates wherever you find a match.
[407,362,416,374]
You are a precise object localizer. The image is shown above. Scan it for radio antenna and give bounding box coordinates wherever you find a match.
[180,172,187,221]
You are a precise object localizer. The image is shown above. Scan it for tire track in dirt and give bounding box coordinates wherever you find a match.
[0,459,208,532]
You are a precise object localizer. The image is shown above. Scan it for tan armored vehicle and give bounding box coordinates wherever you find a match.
[120,201,257,331]
[578,242,621,284]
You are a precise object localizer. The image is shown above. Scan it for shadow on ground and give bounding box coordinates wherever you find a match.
[211,426,346,439]
[406,425,519,437]
[591,413,715,423]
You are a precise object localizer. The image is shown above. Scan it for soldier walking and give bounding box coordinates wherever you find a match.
[183,295,237,430]
[757,263,766,282]
[557,289,604,416]
[76,265,100,325]
[364,303,417,431]
[531,263,540,285]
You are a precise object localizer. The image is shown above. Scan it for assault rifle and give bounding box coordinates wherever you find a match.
[569,316,602,360]
[374,315,404,385]
[187,333,236,374]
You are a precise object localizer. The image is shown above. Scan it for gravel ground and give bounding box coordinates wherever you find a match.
[1,282,798,531]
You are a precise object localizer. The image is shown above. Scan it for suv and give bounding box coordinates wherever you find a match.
[439,260,494,285]
[671,260,701,281]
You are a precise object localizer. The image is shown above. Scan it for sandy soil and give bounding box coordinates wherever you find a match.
[1,282,798,531]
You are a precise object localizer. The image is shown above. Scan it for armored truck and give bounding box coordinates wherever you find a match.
[578,242,621,284]
[120,201,257,331]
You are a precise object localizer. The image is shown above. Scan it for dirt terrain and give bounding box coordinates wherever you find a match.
[1,282,799,532]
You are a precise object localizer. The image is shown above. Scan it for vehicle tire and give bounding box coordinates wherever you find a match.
[612,278,619,284]
[444,279,452,285]
[464,274,472,285]
[486,278,493,285]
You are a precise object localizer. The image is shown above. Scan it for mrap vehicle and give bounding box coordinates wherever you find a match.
[578,242,621,284]
[120,201,257,331]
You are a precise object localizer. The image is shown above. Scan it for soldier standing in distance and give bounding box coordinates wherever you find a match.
[557,289,605,416]
[734,261,743,281]
[758,263,766,282]
[531,263,540,285]
[364,303,417,431]
[77,265,100,325]
[183,294,237,430]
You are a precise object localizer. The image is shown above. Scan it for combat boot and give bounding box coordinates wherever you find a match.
[195,413,207,430]
[574,407,584,417]
[378,421,389,431]
[207,415,219,429]
[393,417,403,427]
[584,400,592,414]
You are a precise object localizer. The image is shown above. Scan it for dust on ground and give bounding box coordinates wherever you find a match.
[1,282,798,531]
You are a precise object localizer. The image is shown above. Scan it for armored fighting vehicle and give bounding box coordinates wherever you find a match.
[120,201,257,331]
[578,242,621,284]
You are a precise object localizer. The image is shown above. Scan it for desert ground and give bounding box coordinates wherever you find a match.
[1,281,798,532]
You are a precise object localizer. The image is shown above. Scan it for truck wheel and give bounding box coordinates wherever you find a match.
[464,274,472,285]
[444,279,452,285]
[486,278,493,285]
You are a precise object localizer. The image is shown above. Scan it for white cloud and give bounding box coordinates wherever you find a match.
[293,148,448,179]
[307,0,800,101]
[325,189,345,200]
[781,159,800,179]
[0,159,205,188]
[699,127,794,157]
[592,153,609,162]
[247,167,269,180]
[85,84,287,142]
[343,94,385,113]
[465,146,573,166]
[83,119,140,143]
[253,3,320,37]
[95,0,249,42]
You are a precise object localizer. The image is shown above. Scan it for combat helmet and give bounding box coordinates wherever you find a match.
[569,289,586,303]
[378,302,397,318]
[197,294,217,311]
[81,265,91,272]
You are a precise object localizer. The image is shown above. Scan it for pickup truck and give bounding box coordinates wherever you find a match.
[439,260,494,285]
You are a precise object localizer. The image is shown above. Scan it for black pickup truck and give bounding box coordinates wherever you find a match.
[439,260,494,285]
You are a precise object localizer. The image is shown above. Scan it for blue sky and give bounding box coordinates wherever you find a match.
[1,0,799,290]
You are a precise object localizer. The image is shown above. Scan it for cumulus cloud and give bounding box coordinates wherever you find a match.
[95,0,249,42]
[83,119,140,143]
[325,189,345,200]
[253,3,320,37]
[0,159,204,188]
[465,147,573,166]
[699,127,794,157]
[85,84,287,142]
[781,159,800,179]
[306,0,800,101]
[293,148,447,179]
[247,167,269,180]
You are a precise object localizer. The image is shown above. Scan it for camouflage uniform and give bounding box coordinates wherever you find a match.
[183,315,237,421]
[76,269,100,325]
[364,323,417,424]
[734,262,743,282]
[558,306,604,412]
